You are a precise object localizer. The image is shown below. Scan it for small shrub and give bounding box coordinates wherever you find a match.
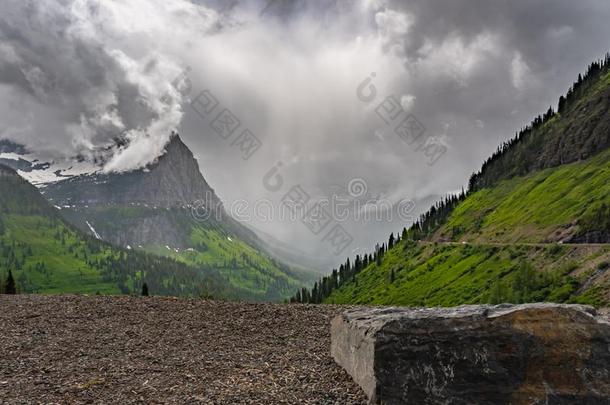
[547,244,563,256]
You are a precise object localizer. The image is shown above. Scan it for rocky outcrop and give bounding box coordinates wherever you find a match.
[568,230,610,244]
[331,304,610,404]
[59,208,190,249]
[0,139,27,154]
[44,133,222,209]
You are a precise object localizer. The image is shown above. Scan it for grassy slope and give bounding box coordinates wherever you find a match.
[60,206,314,301]
[324,68,610,307]
[0,168,115,294]
[469,68,610,190]
[0,215,119,294]
[148,223,311,300]
[436,148,610,243]
[1,210,304,300]
[325,241,609,307]
[325,149,610,307]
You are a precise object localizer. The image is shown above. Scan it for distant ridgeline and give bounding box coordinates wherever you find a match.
[292,54,610,306]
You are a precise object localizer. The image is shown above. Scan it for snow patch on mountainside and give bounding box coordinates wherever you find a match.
[0,152,21,161]
[0,151,100,186]
[85,221,102,240]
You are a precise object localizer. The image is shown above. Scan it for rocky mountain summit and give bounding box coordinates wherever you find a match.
[44,133,221,210]
[36,133,230,250]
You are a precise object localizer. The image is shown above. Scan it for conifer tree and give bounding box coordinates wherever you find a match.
[141,282,149,297]
[5,269,16,295]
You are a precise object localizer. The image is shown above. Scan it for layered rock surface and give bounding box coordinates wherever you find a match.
[44,133,221,208]
[331,304,610,404]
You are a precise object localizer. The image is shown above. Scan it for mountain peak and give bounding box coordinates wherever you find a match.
[165,131,186,150]
[158,132,197,168]
[45,133,221,209]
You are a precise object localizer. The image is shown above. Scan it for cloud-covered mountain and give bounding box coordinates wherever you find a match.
[43,133,220,208]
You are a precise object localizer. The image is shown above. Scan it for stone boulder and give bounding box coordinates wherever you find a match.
[331,304,610,404]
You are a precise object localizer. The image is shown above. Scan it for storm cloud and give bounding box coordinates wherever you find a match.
[1,0,609,265]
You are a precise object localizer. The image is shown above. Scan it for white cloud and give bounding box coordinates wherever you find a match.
[400,94,416,111]
[510,51,531,91]
[417,32,501,86]
[374,8,414,56]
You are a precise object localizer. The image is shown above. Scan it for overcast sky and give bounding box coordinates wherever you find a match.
[1,0,610,267]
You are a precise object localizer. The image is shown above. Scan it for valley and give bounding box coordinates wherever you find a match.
[295,59,610,308]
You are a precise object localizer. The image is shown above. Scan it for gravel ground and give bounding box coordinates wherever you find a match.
[0,295,367,404]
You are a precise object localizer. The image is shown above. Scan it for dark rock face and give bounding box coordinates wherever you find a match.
[0,139,27,154]
[331,304,610,404]
[568,230,610,244]
[38,134,226,250]
[44,133,222,209]
[59,208,190,248]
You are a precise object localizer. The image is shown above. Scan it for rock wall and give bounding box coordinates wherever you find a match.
[331,304,610,404]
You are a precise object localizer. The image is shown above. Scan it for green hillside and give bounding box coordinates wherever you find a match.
[319,151,610,307]
[1,214,118,294]
[0,165,112,294]
[324,242,608,307]
[324,151,610,307]
[58,206,314,301]
[437,148,610,243]
[292,55,610,308]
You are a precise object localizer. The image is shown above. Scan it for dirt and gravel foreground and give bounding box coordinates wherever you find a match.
[0,295,367,404]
